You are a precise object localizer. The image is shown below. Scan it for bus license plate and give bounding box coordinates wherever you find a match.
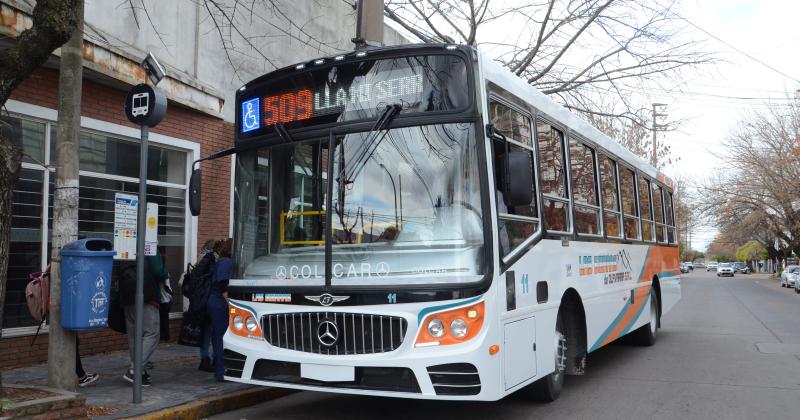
[300,363,355,382]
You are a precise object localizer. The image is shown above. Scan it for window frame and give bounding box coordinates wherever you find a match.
[599,153,624,239]
[637,174,656,243]
[488,95,542,263]
[651,182,668,244]
[568,136,603,238]
[619,163,641,241]
[536,117,573,235]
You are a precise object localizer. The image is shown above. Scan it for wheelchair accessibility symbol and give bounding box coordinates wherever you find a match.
[241,98,260,133]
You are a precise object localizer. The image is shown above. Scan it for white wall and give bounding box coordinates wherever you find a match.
[83,0,409,122]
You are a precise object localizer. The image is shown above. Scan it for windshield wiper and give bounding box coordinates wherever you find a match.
[275,122,294,144]
[341,104,402,183]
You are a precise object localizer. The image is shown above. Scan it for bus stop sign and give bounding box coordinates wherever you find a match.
[125,84,167,127]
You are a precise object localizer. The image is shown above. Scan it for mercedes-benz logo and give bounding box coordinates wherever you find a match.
[317,319,339,347]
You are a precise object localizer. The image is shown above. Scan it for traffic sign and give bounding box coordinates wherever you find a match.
[124,84,167,127]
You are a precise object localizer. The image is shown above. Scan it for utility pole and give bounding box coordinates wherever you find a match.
[651,103,667,167]
[353,0,385,49]
[48,0,84,391]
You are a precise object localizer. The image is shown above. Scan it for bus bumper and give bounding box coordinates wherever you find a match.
[222,313,507,401]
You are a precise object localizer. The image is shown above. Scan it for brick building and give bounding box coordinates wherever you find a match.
[0,0,406,369]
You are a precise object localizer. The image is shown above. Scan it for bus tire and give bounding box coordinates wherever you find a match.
[632,292,658,346]
[529,313,566,402]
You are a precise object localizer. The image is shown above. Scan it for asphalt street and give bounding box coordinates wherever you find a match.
[214,271,800,420]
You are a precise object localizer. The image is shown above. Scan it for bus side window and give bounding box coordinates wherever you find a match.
[619,166,639,240]
[489,100,538,257]
[652,183,666,243]
[666,191,677,244]
[599,154,623,238]
[536,120,570,232]
[638,176,654,242]
[569,139,600,235]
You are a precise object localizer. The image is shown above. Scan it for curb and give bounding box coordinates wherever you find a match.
[122,387,293,420]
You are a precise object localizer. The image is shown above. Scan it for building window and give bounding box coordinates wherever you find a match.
[2,114,192,331]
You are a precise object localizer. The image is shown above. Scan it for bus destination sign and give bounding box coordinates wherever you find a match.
[237,54,469,139]
[242,74,423,131]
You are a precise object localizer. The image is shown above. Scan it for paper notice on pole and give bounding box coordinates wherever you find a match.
[114,194,159,259]
[114,193,138,260]
[144,202,158,256]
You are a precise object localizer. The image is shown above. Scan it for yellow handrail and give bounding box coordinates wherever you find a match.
[280,210,326,245]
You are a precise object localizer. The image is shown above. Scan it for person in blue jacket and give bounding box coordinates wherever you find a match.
[207,238,232,381]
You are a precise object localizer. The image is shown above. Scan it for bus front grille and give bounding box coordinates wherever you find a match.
[427,363,481,396]
[262,312,407,355]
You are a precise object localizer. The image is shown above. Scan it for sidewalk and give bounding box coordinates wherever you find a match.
[3,342,283,419]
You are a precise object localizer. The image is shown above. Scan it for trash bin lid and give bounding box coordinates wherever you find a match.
[61,238,117,257]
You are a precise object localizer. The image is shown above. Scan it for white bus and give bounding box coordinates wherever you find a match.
[190,44,680,401]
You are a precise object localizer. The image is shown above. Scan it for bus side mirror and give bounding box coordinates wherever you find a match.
[189,167,202,216]
[505,151,533,207]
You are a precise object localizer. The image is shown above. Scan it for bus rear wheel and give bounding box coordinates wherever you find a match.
[529,313,566,402]
[632,292,658,346]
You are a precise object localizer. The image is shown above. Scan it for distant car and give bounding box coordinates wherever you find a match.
[795,276,800,294]
[731,262,750,274]
[684,262,694,271]
[680,263,689,273]
[780,265,800,287]
[707,262,718,272]
[717,263,734,277]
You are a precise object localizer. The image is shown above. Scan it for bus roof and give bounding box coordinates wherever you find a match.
[477,49,674,190]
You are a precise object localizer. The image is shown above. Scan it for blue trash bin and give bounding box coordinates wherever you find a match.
[60,238,116,330]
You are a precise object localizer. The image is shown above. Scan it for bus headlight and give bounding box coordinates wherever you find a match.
[229,304,263,340]
[232,315,244,330]
[450,318,467,338]
[428,319,445,338]
[415,300,484,347]
[245,316,258,332]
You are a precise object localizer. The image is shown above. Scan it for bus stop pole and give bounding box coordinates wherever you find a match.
[133,125,149,403]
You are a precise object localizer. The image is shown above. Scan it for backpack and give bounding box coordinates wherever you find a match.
[26,266,50,323]
[25,266,51,345]
[184,252,215,317]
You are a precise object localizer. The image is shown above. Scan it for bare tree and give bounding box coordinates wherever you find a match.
[384,1,712,122]
[584,107,677,166]
[696,99,800,262]
[0,0,82,392]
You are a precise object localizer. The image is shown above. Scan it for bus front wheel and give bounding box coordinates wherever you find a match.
[529,313,566,402]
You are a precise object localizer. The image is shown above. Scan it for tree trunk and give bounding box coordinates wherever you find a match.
[0,135,23,395]
[0,0,80,393]
[47,0,84,392]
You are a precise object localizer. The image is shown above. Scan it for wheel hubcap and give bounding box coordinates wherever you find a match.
[554,330,567,380]
[649,297,657,335]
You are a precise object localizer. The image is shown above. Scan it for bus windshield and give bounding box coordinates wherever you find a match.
[233,123,485,286]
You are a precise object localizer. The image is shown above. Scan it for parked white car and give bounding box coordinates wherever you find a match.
[707,262,718,272]
[780,265,800,288]
[717,263,735,277]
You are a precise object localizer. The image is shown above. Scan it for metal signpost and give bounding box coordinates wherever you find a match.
[123,53,167,403]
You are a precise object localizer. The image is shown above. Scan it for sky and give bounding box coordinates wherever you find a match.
[658,0,800,251]
[385,0,800,253]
